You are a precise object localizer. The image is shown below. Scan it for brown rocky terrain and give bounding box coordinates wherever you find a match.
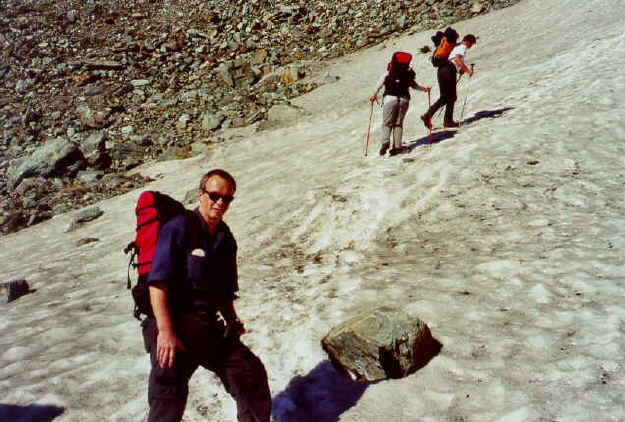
[0,0,519,235]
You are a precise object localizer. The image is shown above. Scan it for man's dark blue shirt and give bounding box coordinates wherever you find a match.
[147,208,239,314]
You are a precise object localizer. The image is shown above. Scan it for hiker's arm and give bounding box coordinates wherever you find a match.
[150,282,186,368]
[412,80,431,93]
[454,56,473,76]
[218,300,246,337]
[370,73,387,102]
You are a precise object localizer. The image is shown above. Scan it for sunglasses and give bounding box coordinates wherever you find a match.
[202,189,234,204]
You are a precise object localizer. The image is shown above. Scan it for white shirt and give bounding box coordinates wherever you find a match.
[448,44,467,72]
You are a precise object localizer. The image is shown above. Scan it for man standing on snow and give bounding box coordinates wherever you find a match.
[142,169,271,422]
[421,34,476,128]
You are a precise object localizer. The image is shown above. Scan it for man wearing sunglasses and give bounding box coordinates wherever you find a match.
[143,169,271,422]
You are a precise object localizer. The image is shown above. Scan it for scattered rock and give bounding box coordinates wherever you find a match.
[7,137,86,188]
[65,207,104,232]
[77,237,99,246]
[3,279,31,303]
[322,306,441,382]
[0,0,521,235]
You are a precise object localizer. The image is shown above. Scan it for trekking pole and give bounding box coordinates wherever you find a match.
[364,100,374,156]
[427,90,433,144]
[460,64,474,126]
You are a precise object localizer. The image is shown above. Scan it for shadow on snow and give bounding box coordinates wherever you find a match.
[271,337,442,421]
[399,107,515,154]
[0,403,65,422]
[271,360,367,422]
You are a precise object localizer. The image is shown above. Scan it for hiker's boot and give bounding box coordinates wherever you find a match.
[379,142,390,156]
[443,103,456,128]
[389,147,404,156]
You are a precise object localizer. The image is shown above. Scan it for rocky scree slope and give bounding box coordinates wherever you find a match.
[0,0,519,235]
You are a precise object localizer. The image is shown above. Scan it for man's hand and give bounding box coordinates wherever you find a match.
[156,328,187,368]
[369,93,377,103]
[149,282,186,368]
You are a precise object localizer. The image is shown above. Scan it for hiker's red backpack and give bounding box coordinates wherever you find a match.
[384,51,415,98]
[388,51,412,72]
[124,191,194,319]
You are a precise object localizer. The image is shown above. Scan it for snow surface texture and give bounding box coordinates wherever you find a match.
[2,0,625,421]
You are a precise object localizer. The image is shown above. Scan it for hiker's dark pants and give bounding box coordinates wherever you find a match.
[142,315,271,422]
[430,63,457,123]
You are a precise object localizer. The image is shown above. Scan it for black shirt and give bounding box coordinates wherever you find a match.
[147,208,239,314]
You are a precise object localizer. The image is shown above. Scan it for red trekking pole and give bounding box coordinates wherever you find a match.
[364,100,374,156]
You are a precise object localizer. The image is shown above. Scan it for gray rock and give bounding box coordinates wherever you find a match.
[216,63,234,87]
[121,126,135,137]
[471,2,484,13]
[321,306,440,382]
[84,60,124,71]
[7,137,85,188]
[176,114,191,130]
[131,79,150,87]
[3,279,31,303]
[77,105,111,129]
[80,132,111,169]
[76,170,103,184]
[22,195,38,209]
[201,113,225,131]
[65,207,104,232]
[67,10,77,23]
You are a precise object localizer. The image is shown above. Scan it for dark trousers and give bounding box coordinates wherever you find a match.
[142,315,271,422]
[429,63,458,124]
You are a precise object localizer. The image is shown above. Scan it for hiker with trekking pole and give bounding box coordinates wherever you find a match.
[369,51,431,157]
[421,30,476,130]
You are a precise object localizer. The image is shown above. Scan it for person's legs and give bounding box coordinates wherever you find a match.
[391,97,410,149]
[422,64,456,127]
[143,318,198,422]
[439,65,458,126]
[211,339,271,422]
[380,96,399,155]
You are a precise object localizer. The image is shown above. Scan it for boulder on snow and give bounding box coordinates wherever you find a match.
[3,279,31,303]
[65,207,104,232]
[321,306,441,382]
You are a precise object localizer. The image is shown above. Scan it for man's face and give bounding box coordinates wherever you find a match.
[198,175,235,223]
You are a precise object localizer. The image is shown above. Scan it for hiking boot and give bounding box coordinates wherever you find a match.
[443,120,459,128]
[379,142,390,156]
[389,147,404,156]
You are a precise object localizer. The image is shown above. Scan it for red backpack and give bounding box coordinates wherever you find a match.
[124,191,198,319]
[388,51,412,71]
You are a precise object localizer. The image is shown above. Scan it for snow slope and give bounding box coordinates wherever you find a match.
[2,0,625,420]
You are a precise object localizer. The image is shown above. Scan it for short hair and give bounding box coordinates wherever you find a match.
[199,169,236,194]
[463,34,477,45]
